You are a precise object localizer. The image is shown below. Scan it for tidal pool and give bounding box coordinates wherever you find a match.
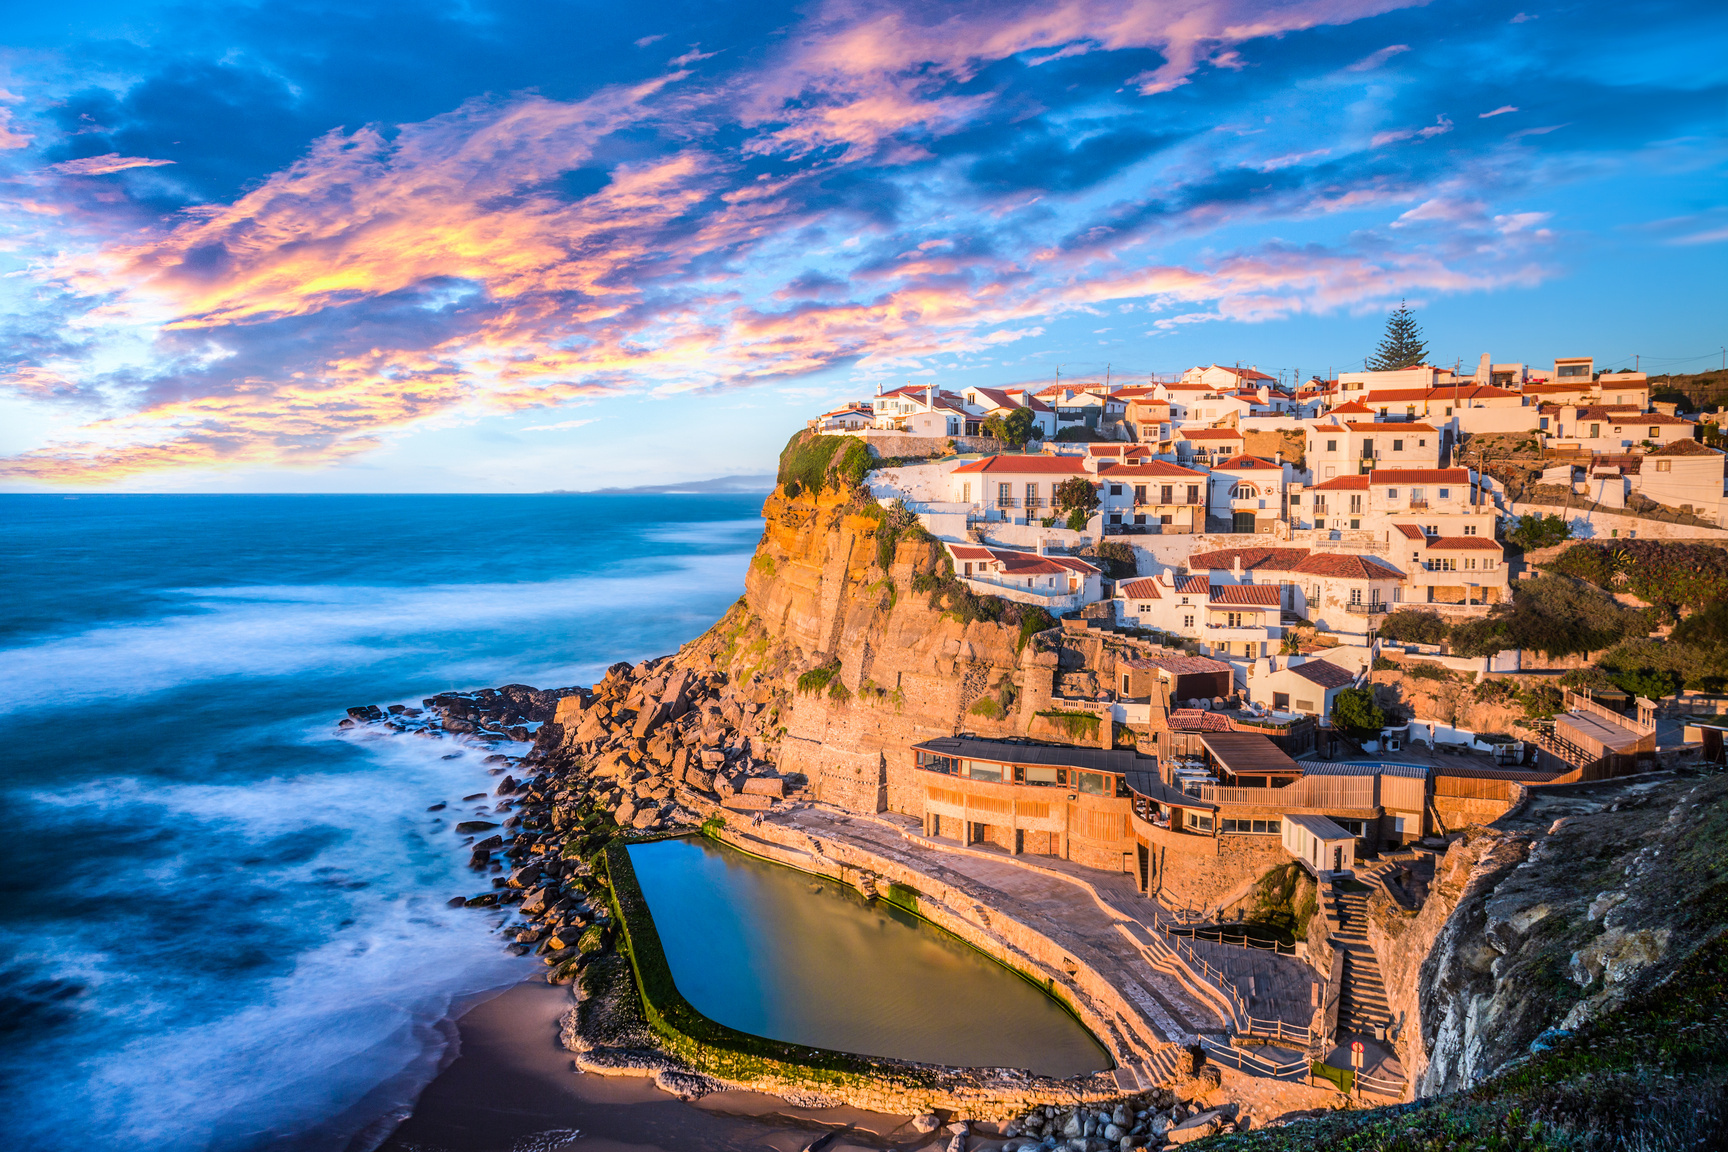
[626,837,1112,1077]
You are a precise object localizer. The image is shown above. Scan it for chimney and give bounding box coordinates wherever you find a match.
[925,384,934,406]
[1474,353,1491,385]
[875,382,883,396]
[1037,538,1050,556]
[1232,554,1242,577]
[1275,451,1283,465]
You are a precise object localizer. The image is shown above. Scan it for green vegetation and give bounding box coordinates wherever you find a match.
[1016,605,1055,652]
[967,696,1005,719]
[750,553,776,576]
[1366,300,1428,370]
[827,677,853,704]
[1242,862,1317,947]
[1035,709,1101,741]
[796,659,841,695]
[1065,508,1090,531]
[981,406,1041,447]
[1376,609,1450,645]
[1546,539,1728,610]
[1053,476,1101,519]
[1448,575,1645,660]
[1331,686,1386,739]
[1089,540,1138,579]
[863,497,928,571]
[1472,677,1520,705]
[776,431,871,497]
[1404,661,1454,682]
[1507,513,1572,552]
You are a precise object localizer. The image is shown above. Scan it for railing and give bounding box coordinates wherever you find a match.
[1166,931,1251,1022]
[1023,497,1046,510]
[1406,499,1429,509]
[1199,1036,1307,1079]
[995,496,1019,508]
[1169,925,1298,955]
[1197,776,1378,811]
[1344,601,1389,614]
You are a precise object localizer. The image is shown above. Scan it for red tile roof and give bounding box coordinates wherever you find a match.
[1209,584,1282,606]
[1345,422,1437,433]
[1179,429,1243,440]
[1367,468,1469,483]
[1128,654,1235,675]
[1215,455,1283,470]
[1290,553,1405,580]
[1289,660,1355,689]
[1392,523,1426,539]
[1118,577,1163,599]
[1329,401,1375,414]
[1360,388,1431,403]
[1176,575,1212,594]
[1167,708,1235,731]
[1426,537,1503,551]
[1186,547,1311,572]
[950,456,1090,474]
[1099,461,1208,479]
[1310,474,1370,491]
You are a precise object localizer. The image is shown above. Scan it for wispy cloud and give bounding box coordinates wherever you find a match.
[1479,105,1518,119]
[50,154,177,175]
[522,418,598,431]
[1346,44,1410,71]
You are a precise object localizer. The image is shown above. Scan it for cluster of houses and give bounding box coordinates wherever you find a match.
[819,353,1719,727]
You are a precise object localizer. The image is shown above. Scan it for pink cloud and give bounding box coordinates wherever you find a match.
[50,154,177,175]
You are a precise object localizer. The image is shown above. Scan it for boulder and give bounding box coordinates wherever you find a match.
[615,800,638,827]
[912,1115,941,1134]
[631,808,660,830]
[507,864,542,889]
[455,821,499,834]
[1164,1111,1223,1146]
[346,705,384,721]
[740,777,784,798]
[520,887,555,915]
[472,834,504,852]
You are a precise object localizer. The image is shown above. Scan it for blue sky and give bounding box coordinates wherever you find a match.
[0,0,1723,491]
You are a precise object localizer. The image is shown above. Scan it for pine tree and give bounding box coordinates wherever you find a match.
[1367,301,1428,370]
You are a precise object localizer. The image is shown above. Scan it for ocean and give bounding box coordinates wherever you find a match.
[0,493,764,1150]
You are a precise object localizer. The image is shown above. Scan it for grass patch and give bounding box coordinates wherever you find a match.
[967,696,1005,720]
[1035,709,1100,742]
[797,660,840,695]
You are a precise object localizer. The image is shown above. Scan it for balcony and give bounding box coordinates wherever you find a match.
[1024,497,1046,510]
[1406,499,1429,510]
[1344,601,1389,615]
[995,496,1019,508]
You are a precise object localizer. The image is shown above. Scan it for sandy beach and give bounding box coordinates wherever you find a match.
[376,980,928,1152]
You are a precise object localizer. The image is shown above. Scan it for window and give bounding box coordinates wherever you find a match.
[963,562,973,576]
[1109,484,1124,496]
[1539,417,1549,431]
[1464,524,1477,535]
[1465,558,1477,570]
[1185,812,1214,832]
[1077,771,1107,795]
[1289,494,1301,505]
[1418,439,1427,447]
[1325,466,1336,478]
[1226,611,1245,627]
[1589,424,1601,438]
[1349,494,1363,513]
[1187,485,1200,504]
[1160,514,1173,525]
[1349,587,1362,605]
[998,482,1012,504]
[1183,614,1195,628]
[1296,699,1314,712]
[1656,460,1672,472]
[1326,439,1337,452]
[1137,602,1152,613]
[963,760,1002,782]
[1161,484,1174,503]
[962,483,971,503]
[1437,487,1449,499]
[1025,482,1038,506]
[1649,427,1660,438]
[1134,514,1147,525]
[1557,364,1589,378]
[915,751,956,773]
[1273,692,1290,710]
[1134,484,1147,503]
[1220,818,1281,834]
[1336,818,1366,837]
[1392,440,1404,452]
[1386,488,1399,499]
[1015,765,1063,785]
[1411,488,1424,503]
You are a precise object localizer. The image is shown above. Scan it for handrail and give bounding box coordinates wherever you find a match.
[1197,1035,1306,1079]
[1168,925,1297,955]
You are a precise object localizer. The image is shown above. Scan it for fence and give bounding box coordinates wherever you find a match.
[1168,925,1298,955]
[1198,775,1377,811]
[1198,1036,1307,1079]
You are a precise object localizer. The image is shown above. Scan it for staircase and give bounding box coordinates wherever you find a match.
[1332,886,1391,1035]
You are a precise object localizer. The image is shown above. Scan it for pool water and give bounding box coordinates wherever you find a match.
[626,837,1111,1077]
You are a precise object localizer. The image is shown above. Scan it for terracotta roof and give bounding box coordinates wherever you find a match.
[1310,474,1371,491]
[1099,461,1208,479]
[1522,382,1592,393]
[1426,537,1503,551]
[1179,429,1243,440]
[1290,553,1405,580]
[1367,468,1469,484]
[950,456,1090,475]
[1215,455,1283,470]
[1118,577,1163,600]
[1176,575,1213,594]
[1329,401,1375,414]
[1650,439,1717,457]
[948,545,994,560]
[1289,660,1355,689]
[1345,422,1437,433]
[1569,409,1694,426]
[1431,385,1523,402]
[1187,546,1311,572]
[1128,654,1235,675]
[1392,524,1426,539]
[1209,584,1282,606]
[1110,386,1159,400]
[1167,708,1234,731]
[1361,388,1431,403]
[989,549,1100,577]
[1087,443,1151,457]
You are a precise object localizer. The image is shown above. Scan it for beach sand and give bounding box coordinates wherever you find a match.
[375,980,927,1152]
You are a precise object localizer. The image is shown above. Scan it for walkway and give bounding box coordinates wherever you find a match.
[1331,883,1391,1036]
[751,806,1320,1066]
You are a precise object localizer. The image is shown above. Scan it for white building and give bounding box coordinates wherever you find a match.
[962,386,1058,440]
[946,543,1103,611]
[1208,455,1296,534]
[1304,418,1442,480]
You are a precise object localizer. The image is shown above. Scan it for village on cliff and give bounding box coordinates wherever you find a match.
[391,341,1725,1136]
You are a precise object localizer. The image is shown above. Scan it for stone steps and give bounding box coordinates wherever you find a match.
[1334,886,1391,1031]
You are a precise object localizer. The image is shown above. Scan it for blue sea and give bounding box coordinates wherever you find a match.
[0,494,763,1151]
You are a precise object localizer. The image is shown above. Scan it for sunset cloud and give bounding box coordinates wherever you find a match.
[0,0,1718,485]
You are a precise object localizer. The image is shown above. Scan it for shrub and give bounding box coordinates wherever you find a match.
[1372,655,1398,671]
[1607,666,1681,701]
[1014,607,1055,653]
[1090,540,1138,579]
[1377,609,1450,645]
[1454,575,1642,660]
[1547,540,1728,608]
[1332,687,1386,739]
[967,696,1004,719]
[776,431,871,496]
[1053,476,1101,517]
[1405,661,1455,681]
[1035,709,1100,742]
[1473,677,1520,704]
[1518,683,1563,720]
[1065,508,1089,532]
[827,678,853,705]
[1507,513,1571,551]
[981,407,1039,447]
[796,660,840,694]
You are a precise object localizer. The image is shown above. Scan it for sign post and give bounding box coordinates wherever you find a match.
[1350,1040,1365,1098]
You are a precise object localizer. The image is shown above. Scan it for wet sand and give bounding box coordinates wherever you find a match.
[374,980,934,1152]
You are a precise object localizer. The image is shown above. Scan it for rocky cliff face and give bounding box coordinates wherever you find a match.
[1368,768,1728,1096]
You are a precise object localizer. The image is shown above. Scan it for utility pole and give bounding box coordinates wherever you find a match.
[1635,354,1639,372]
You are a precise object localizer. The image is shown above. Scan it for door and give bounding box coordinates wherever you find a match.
[1015,828,1025,855]
[1136,843,1150,891]
[1233,510,1256,533]
[1333,846,1343,872]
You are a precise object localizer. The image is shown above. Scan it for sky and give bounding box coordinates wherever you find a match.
[0,0,1723,492]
